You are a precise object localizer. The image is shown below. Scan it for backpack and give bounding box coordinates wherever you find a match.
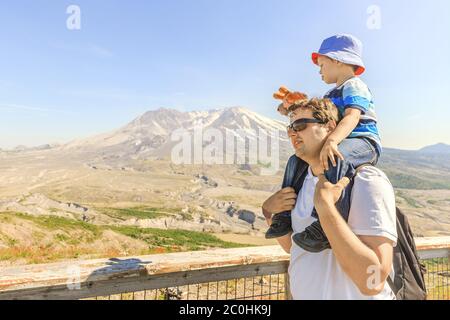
[386,207,427,300]
[352,165,427,300]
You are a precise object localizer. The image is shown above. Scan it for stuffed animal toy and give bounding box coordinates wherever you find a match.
[273,86,308,116]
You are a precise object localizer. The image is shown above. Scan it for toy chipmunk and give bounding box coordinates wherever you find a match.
[273,86,308,116]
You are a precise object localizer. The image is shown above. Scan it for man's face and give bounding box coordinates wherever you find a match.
[288,108,330,161]
[317,55,339,84]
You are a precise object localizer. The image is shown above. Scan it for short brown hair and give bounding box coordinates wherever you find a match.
[288,98,340,123]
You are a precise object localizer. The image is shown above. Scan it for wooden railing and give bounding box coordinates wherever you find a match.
[0,237,449,300]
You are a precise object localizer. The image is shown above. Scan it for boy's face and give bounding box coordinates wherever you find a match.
[317,55,339,84]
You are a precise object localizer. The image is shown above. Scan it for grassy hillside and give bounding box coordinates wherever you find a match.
[380,168,450,190]
[96,206,180,220]
[0,212,249,266]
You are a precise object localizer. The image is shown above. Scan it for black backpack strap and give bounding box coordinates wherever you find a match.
[386,276,395,292]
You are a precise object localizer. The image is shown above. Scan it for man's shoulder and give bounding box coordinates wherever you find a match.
[355,165,388,179]
[349,166,397,244]
[352,166,394,194]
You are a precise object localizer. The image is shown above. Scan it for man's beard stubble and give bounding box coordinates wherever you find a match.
[295,144,307,159]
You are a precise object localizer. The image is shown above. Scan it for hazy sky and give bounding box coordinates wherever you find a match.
[1,0,449,150]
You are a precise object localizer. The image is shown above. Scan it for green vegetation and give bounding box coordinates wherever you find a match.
[382,169,450,190]
[0,215,12,223]
[112,226,249,252]
[179,212,194,221]
[257,161,272,169]
[97,207,179,220]
[55,233,70,242]
[0,245,97,264]
[216,195,235,202]
[423,258,450,300]
[0,211,250,264]
[424,257,449,267]
[11,212,101,236]
[396,191,423,208]
[0,232,18,246]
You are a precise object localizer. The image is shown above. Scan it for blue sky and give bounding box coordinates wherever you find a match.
[1,0,449,150]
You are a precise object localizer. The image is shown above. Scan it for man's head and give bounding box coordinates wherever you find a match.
[287,98,339,162]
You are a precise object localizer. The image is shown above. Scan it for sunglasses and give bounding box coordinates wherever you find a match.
[286,118,325,132]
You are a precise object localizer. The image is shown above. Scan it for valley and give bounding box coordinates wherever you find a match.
[1,107,449,265]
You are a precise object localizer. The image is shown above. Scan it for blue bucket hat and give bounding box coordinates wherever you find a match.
[312,34,365,75]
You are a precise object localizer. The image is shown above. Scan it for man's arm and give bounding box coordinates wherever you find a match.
[317,202,393,295]
[314,176,394,296]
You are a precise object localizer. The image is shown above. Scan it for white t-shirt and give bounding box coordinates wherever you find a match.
[288,166,397,300]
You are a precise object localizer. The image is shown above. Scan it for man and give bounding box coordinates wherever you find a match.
[262,98,397,299]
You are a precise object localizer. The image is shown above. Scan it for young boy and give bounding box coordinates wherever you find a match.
[266,34,382,253]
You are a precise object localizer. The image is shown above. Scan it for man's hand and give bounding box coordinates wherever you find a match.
[314,175,350,210]
[262,187,297,219]
[320,139,344,171]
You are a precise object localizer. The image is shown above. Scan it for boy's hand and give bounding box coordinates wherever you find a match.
[320,139,344,171]
[314,175,350,209]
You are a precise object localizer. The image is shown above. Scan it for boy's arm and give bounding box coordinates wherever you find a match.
[321,78,373,170]
[327,108,361,145]
[320,108,361,170]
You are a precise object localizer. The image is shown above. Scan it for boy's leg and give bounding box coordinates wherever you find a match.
[265,156,308,239]
[293,138,379,252]
[312,137,379,220]
[265,212,292,239]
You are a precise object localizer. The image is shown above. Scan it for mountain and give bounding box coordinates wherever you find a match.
[60,107,291,163]
[419,143,450,154]
[13,106,450,189]
[379,147,450,190]
[8,143,60,152]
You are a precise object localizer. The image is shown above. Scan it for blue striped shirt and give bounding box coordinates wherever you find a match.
[324,77,382,153]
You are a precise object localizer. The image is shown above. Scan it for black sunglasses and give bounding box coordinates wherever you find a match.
[287,118,325,132]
